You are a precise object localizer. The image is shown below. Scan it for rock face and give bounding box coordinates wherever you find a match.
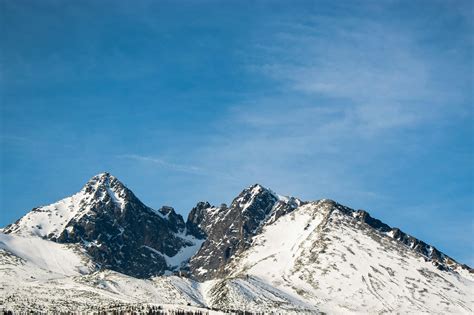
[186,184,303,280]
[3,173,194,278]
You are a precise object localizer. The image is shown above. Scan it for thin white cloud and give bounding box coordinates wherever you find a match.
[117,154,204,175]
[248,16,469,136]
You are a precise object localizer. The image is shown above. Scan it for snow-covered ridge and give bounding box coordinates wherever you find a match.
[4,173,180,237]
[3,191,84,238]
[224,200,473,313]
[3,173,128,238]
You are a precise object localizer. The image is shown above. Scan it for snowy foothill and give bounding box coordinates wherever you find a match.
[0,232,94,277]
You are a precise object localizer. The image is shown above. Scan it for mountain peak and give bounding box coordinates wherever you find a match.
[87,172,113,181]
[248,183,270,193]
[79,172,131,209]
[233,183,302,211]
[232,183,277,212]
[83,172,120,189]
[249,182,265,189]
[95,171,112,177]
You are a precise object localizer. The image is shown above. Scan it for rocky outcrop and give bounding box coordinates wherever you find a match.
[187,184,302,281]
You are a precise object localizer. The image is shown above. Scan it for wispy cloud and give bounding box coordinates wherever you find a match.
[187,19,421,194]
[116,154,204,175]
[249,17,468,136]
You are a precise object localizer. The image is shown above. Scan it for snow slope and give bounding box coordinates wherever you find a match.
[0,232,209,312]
[4,192,86,238]
[224,200,474,314]
[0,233,94,276]
[0,232,317,313]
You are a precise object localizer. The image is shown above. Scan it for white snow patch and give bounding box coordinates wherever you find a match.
[0,233,92,276]
[164,235,205,269]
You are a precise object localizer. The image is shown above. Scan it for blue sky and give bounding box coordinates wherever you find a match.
[1,1,473,264]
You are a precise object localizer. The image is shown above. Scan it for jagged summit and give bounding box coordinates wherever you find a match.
[244,183,271,194]
[87,171,113,180]
[186,183,305,280]
[237,183,280,200]
[80,172,132,211]
[82,172,119,189]
[232,183,278,212]
[4,172,139,238]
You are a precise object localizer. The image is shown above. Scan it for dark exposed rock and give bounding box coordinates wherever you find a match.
[187,184,302,281]
[352,209,470,273]
[354,210,392,232]
[186,202,212,239]
[158,206,186,233]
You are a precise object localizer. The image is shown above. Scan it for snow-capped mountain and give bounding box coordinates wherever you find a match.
[3,173,202,278]
[1,173,472,313]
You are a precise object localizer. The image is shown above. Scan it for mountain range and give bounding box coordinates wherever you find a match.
[0,172,472,313]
